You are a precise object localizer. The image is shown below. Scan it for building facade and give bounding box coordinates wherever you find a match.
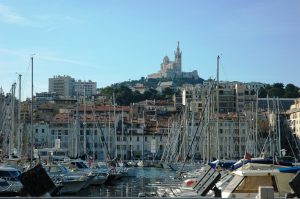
[74,80,97,97]
[49,75,75,97]
[288,98,300,138]
[148,42,199,79]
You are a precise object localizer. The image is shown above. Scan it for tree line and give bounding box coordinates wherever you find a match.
[99,85,177,106]
[99,82,299,106]
[258,83,300,98]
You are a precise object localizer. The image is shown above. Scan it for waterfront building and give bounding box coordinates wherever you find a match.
[33,122,50,148]
[180,81,258,160]
[288,98,300,138]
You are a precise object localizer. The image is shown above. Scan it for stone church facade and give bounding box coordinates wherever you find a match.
[148,42,199,79]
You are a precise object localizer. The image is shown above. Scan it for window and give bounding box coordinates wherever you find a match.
[42,129,45,133]
[123,136,126,141]
[145,136,147,142]
[35,129,38,133]
[159,145,163,150]
[137,136,139,142]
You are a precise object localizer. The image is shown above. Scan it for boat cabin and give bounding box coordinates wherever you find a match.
[222,169,294,198]
[37,148,69,162]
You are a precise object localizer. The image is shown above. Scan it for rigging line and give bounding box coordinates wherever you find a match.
[285,134,297,161]
[20,57,31,100]
[278,99,300,154]
[177,84,213,175]
[219,55,229,82]
[94,108,114,161]
[259,110,272,157]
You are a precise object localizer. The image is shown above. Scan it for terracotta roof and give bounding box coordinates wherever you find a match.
[51,113,118,124]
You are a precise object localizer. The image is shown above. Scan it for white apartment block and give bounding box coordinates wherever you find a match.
[49,75,75,97]
[74,80,97,97]
[245,82,267,92]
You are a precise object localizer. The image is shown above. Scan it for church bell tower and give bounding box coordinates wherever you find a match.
[174,41,182,72]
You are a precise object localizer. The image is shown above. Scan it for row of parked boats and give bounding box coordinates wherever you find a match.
[0,158,136,196]
[144,157,300,198]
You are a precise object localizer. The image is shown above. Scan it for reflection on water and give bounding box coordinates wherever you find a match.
[75,167,176,197]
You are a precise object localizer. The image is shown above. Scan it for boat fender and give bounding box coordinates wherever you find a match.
[183,179,197,187]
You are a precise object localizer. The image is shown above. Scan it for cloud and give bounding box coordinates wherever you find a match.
[0,47,94,68]
[0,3,29,25]
[0,3,81,30]
[38,54,92,66]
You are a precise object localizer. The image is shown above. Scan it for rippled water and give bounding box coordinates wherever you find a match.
[75,167,177,197]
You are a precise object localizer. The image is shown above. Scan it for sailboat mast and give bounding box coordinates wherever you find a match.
[130,114,133,161]
[18,74,22,156]
[92,98,96,160]
[216,55,220,160]
[113,92,117,158]
[83,86,87,155]
[121,107,124,160]
[277,97,281,157]
[10,83,16,158]
[108,106,111,157]
[267,95,271,157]
[75,92,79,157]
[255,91,258,157]
[30,56,34,164]
[142,110,145,163]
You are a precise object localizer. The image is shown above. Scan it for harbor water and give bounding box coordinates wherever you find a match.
[74,167,176,197]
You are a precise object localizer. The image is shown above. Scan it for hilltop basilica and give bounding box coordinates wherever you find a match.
[148,42,199,79]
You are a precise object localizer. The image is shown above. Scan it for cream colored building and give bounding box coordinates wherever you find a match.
[148,42,199,79]
[288,98,300,138]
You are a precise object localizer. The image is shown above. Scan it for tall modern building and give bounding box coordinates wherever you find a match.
[74,80,97,96]
[48,75,75,97]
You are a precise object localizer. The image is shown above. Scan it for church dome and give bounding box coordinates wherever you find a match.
[163,56,169,64]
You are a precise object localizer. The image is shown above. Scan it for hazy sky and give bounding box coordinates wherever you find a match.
[1,0,299,99]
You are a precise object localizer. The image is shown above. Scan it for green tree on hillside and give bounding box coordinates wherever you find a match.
[284,84,300,98]
[162,87,176,99]
[268,83,284,97]
[143,88,161,100]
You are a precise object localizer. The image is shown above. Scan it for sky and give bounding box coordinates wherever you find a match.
[0,0,300,99]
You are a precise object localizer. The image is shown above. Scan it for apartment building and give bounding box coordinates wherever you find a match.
[74,80,97,97]
[49,75,75,97]
[288,98,300,138]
